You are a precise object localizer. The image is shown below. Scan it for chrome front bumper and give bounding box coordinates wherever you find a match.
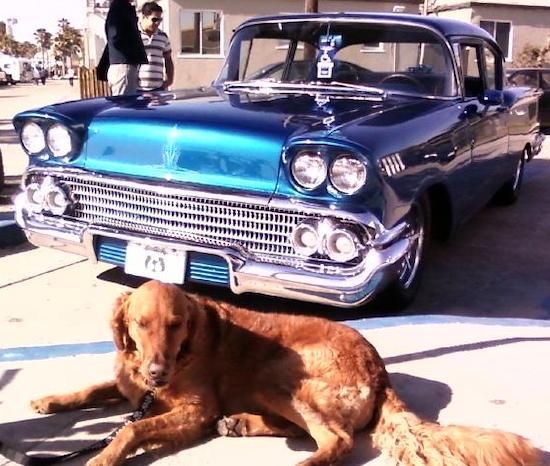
[15,197,412,308]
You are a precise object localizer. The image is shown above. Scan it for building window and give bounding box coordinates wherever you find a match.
[180,10,222,56]
[480,20,511,60]
[360,43,384,53]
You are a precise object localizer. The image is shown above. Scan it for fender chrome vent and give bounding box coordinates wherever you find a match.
[379,153,405,177]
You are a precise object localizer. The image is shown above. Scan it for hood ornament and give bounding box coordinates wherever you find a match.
[162,124,181,169]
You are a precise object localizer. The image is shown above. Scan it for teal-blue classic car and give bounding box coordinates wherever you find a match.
[12,13,542,308]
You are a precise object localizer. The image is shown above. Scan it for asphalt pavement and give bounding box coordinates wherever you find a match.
[0,81,549,466]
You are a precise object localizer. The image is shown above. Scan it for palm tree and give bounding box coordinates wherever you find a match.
[53,18,82,72]
[34,28,53,67]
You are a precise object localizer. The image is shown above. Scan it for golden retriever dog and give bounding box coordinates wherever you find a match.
[31,280,540,466]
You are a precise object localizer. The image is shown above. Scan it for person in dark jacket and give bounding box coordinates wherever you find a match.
[97,0,148,95]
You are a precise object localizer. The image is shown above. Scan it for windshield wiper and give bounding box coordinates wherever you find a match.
[223,80,386,100]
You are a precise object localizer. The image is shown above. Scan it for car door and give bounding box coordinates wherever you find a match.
[455,39,509,205]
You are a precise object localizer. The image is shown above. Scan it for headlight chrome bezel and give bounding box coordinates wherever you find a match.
[21,121,46,155]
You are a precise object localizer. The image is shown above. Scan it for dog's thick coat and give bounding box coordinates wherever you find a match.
[31,281,540,466]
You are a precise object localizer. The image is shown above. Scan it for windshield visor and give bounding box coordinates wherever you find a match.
[217,20,458,98]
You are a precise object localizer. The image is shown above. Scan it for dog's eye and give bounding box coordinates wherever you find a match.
[135,319,148,329]
[168,320,183,331]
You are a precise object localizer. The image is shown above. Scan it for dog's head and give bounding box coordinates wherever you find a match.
[110,280,195,388]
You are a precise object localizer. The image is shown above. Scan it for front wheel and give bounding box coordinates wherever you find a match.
[493,149,526,205]
[379,195,431,309]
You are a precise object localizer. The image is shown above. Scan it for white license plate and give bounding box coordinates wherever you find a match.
[125,243,186,284]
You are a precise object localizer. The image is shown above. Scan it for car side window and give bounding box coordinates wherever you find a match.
[509,70,539,88]
[456,43,483,97]
[483,45,499,90]
[541,71,550,90]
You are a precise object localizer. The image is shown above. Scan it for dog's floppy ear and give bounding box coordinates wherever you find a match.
[110,291,132,351]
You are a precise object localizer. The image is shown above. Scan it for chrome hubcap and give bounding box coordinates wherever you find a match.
[512,152,525,192]
[398,207,425,289]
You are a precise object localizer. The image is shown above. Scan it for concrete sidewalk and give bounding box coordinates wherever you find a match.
[0,319,549,466]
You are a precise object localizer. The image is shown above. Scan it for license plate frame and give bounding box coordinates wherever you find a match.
[124,242,187,284]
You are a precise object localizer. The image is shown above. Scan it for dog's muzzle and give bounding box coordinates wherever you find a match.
[147,362,169,387]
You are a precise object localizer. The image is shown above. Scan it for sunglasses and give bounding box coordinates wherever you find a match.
[151,17,163,23]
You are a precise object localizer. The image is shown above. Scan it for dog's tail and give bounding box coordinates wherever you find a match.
[371,387,540,466]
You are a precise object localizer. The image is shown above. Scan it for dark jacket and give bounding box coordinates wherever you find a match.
[97,0,147,80]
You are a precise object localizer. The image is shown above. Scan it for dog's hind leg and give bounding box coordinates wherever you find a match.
[259,395,354,466]
[217,413,304,438]
[31,380,125,414]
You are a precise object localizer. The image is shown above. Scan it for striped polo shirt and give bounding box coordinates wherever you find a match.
[138,27,172,91]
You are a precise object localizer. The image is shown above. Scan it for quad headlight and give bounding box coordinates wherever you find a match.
[291,219,362,262]
[291,150,327,190]
[21,122,46,154]
[329,155,367,194]
[46,124,72,157]
[22,176,72,215]
[20,121,74,158]
[290,147,368,194]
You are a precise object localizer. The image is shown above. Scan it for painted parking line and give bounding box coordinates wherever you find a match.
[0,341,115,362]
[346,314,550,331]
[1,315,549,363]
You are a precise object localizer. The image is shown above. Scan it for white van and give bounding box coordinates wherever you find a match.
[0,54,21,84]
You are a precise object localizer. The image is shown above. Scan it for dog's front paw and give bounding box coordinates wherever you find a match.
[86,453,116,466]
[217,416,248,437]
[30,396,63,414]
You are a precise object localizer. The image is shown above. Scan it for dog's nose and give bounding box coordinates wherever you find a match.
[148,362,168,380]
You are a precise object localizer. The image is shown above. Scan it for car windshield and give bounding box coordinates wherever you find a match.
[217,19,458,98]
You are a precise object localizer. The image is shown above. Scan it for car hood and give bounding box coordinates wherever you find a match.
[29,88,447,197]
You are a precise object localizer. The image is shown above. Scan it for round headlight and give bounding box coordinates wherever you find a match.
[329,155,367,194]
[291,222,320,256]
[46,124,72,157]
[324,229,359,262]
[25,182,44,212]
[291,150,327,190]
[21,122,46,154]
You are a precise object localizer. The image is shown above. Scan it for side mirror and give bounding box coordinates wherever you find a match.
[480,89,504,106]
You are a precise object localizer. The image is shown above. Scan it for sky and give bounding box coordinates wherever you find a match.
[1,0,87,43]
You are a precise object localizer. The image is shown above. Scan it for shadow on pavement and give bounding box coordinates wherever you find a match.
[0,403,130,465]
[0,239,34,259]
[385,336,550,365]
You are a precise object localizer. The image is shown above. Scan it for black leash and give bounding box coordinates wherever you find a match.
[0,391,155,466]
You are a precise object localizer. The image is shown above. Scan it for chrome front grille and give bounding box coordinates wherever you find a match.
[43,173,320,262]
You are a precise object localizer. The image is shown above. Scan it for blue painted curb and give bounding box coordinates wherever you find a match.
[346,314,550,331]
[0,341,116,362]
[0,212,26,248]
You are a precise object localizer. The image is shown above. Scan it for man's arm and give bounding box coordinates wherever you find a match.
[163,51,174,89]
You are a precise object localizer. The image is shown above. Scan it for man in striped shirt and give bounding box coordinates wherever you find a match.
[138,2,174,91]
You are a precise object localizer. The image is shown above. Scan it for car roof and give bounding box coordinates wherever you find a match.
[238,12,498,48]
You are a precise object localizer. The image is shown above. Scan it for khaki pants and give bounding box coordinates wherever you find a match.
[107,64,139,96]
